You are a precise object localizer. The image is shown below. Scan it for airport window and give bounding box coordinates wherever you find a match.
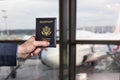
[76,0,120,80]
[0,0,59,41]
[0,0,59,80]
[0,0,120,80]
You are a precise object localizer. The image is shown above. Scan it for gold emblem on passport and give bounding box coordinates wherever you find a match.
[41,26,51,36]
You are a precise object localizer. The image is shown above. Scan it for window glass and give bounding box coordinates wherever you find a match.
[0,0,59,40]
[0,0,59,80]
[77,0,120,40]
[76,0,120,80]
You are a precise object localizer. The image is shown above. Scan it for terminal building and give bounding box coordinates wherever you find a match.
[78,26,115,33]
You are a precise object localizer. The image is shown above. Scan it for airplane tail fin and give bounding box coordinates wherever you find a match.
[114,14,120,33]
[110,14,120,52]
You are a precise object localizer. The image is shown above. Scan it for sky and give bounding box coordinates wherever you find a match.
[0,0,120,30]
[77,0,120,27]
[0,0,59,30]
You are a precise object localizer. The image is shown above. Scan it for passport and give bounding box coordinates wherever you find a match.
[36,18,56,47]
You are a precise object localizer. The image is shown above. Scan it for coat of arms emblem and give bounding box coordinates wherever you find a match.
[41,26,51,36]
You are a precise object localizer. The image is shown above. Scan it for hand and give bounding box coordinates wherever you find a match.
[18,36,49,59]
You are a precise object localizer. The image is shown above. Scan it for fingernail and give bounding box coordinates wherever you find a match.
[45,42,49,45]
[47,42,50,45]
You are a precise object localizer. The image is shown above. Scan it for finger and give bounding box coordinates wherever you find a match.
[33,41,49,47]
[31,53,34,56]
[24,54,31,59]
[34,48,41,55]
[29,36,35,41]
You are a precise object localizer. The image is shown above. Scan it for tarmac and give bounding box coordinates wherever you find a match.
[0,59,119,80]
[0,59,59,80]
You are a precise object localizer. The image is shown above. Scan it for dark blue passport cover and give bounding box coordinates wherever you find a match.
[36,18,56,47]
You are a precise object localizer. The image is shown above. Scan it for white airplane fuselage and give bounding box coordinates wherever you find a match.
[40,30,120,68]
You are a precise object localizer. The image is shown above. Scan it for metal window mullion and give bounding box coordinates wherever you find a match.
[59,0,69,80]
[69,0,76,80]
[75,40,120,44]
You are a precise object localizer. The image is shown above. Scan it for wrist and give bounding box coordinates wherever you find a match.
[18,45,24,58]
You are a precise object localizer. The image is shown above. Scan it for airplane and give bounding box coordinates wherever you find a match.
[40,9,120,69]
[40,30,120,69]
[40,8,120,69]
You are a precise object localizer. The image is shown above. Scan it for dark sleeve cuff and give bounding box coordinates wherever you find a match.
[0,43,17,66]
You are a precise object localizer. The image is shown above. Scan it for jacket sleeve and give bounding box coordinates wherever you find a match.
[0,43,17,66]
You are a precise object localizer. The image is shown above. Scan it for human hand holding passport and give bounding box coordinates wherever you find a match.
[35,18,56,47]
